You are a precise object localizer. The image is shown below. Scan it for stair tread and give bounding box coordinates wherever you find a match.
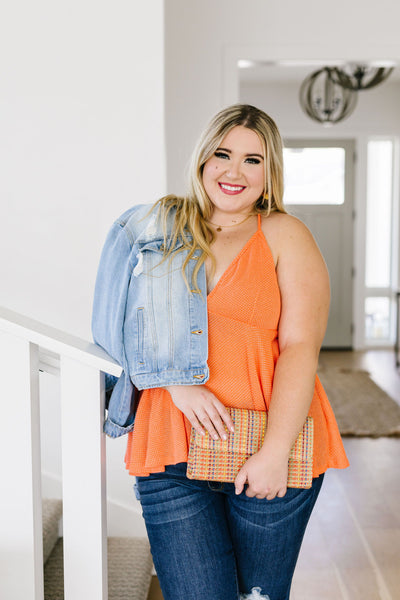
[42,498,63,564]
[44,536,153,600]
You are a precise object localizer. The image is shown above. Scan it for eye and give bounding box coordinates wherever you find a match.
[214,151,230,160]
[245,157,261,165]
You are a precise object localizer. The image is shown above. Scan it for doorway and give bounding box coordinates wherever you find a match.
[283,139,356,348]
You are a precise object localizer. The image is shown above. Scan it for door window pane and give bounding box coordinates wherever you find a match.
[365,297,390,341]
[365,140,393,288]
[283,147,345,205]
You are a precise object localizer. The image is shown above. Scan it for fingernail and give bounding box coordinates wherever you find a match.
[230,426,235,433]
[222,434,227,440]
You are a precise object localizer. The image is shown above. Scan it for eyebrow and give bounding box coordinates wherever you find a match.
[216,147,264,160]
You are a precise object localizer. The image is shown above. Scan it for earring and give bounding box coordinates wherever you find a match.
[264,193,269,200]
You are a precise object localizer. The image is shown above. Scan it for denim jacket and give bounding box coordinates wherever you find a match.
[92,203,209,438]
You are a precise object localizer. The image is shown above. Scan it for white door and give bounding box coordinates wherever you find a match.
[283,139,355,348]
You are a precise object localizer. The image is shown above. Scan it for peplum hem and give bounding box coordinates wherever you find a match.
[124,387,192,477]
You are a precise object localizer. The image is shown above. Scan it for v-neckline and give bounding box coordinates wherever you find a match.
[207,229,261,299]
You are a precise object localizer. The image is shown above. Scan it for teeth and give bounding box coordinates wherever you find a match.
[220,183,245,192]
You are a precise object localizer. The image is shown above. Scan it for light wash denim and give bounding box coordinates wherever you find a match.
[92,204,209,438]
[135,463,324,600]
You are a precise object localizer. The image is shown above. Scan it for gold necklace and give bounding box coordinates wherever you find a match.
[206,213,252,232]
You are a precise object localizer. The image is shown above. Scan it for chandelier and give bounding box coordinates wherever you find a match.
[299,67,357,125]
[328,63,394,91]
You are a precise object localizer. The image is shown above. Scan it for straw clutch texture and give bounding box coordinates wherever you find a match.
[186,407,314,489]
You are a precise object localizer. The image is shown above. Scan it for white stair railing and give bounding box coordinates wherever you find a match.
[0,306,121,600]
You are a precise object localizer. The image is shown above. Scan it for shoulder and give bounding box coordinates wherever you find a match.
[260,211,318,264]
[261,211,314,240]
[111,202,166,244]
[115,203,157,229]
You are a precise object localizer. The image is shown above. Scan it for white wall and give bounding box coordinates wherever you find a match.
[1,0,165,536]
[0,1,166,340]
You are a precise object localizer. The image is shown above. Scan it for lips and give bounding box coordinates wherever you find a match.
[218,182,246,195]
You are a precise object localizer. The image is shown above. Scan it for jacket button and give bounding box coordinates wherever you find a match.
[191,329,203,335]
[193,374,205,380]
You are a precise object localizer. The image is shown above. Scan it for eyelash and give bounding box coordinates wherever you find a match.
[214,151,261,165]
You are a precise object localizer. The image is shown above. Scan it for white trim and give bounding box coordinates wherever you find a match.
[0,306,121,377]
[352,137,368,349]
[364,136,399,347]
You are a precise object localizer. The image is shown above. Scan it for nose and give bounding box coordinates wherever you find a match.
[225,159,241,179]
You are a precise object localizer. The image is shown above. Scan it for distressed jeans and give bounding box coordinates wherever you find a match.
[135,463,324,600]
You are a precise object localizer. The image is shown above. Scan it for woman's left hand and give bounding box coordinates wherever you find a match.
[234,450,289,500]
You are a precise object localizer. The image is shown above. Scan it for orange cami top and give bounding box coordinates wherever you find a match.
[125,215,349,478]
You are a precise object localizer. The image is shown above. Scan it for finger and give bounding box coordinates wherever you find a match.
[206,408,229,440]
[277,487,287,498]
[187,413,206,437]
[197,406,228,440]
[248,487,272,499]
[234,469,247,495]
[197,412,221,440]
[213,402,235,433]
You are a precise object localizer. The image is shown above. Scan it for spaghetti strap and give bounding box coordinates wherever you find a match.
[257,213,262,230]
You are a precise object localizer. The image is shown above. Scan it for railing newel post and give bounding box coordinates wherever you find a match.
[60,358,108,600]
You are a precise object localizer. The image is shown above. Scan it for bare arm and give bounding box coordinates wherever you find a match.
[235,215,330,498]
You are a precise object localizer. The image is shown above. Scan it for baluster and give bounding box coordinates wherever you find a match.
[60,357,108,600]
[0,332,43,600]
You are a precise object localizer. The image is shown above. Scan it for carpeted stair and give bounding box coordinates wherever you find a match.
[42,499,153,600]
[43,499,63,564]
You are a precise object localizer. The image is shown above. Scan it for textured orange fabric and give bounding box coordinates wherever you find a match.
[125,216,349,477]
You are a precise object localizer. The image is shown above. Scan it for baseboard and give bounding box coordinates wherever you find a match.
[107,498,147,537]
[41,471,147,537]
[42,471,63,498]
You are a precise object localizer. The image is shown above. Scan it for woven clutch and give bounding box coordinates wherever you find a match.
[186,407,314,489]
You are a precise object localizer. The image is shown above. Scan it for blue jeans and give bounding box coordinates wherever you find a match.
[135,463,324,600]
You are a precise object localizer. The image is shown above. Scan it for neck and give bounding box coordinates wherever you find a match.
[207,211,253,228]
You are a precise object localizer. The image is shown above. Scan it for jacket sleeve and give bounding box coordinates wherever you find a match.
[92,220,136,366]
[91,220,139,435]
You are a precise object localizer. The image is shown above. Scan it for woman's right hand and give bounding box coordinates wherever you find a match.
[164,385,234,440]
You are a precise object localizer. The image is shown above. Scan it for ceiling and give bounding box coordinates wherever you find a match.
[238,60,400,85]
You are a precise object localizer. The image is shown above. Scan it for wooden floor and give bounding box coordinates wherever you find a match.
[147,350,400,600]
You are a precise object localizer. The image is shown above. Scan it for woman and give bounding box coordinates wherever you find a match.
[92,104,349,600]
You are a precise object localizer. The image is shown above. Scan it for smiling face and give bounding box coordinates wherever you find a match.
[202,125,265,220]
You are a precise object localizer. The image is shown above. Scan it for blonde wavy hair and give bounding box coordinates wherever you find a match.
[154,103,286,291]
